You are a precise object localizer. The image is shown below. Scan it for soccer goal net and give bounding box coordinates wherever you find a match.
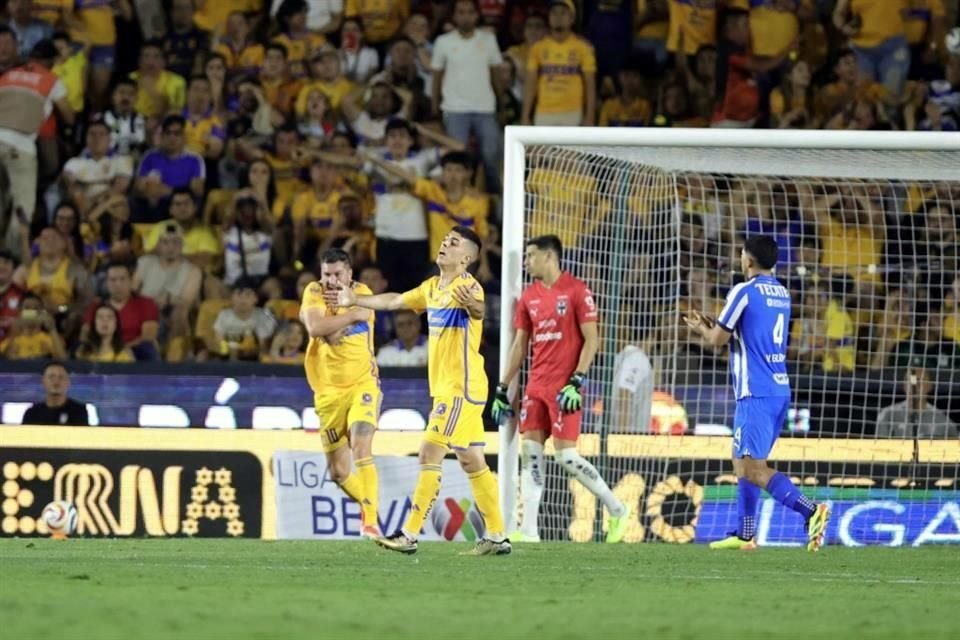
[498,128,960,546]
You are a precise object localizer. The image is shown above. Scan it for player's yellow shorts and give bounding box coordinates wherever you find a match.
[424,396,486,451]
[314,381,381,453]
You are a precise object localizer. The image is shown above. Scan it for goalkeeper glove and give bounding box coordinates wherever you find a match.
[491,382,513,424]
[557,373,585,414]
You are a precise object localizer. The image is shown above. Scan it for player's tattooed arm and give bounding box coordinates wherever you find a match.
[452,284,484,320]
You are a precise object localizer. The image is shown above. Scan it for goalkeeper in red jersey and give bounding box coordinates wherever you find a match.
[493,235,630,543]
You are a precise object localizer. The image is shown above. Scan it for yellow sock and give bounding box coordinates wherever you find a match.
[401,464,442,538]
[337,472,366,506]
[355,457,379,526]
[468,467,505,538]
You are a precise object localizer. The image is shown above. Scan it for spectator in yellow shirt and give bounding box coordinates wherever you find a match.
[143,189,221,271]
[260,43,302,116]
[131,39,187,122]
[214,11,266,77]
[523,0,597,126]
[194,0,263,34]
[599,61,652,127]
[291,158,345,264]
[667,0,716,57]
[183,75,226,160]
[815,47,888,123]
[345,0,409,49]
[1,294,66,360]
[504,13,547,101]
[823,275,857,372]
[297,48,356,119]
[65,0,131,111]
[273,0,328,78]
[770,59,818,128]
[634,0,669,65]
[52,31,87,112]
[833,0,910,98]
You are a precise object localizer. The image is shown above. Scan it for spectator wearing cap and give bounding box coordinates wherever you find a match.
[523,0,597,126]
[81,262,160,361]
[162,0,210,79]
[298,47,357,121]
[133,223,201,361]
[143,188,221,271]
[222,191,275,287]
[130,39,187,123]
[7,0,53,58]
[0,249,26,342]
[376,309,427,366]
[273,0,329,78]
[61,120,134,217]
[0,38,74,259]
[21,362,89,426]
[135,115,206,222]
[876,367,957,439]
[207,277,277,361]
[431,0,504,194]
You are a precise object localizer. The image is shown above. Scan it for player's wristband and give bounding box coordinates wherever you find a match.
[569,373,586,389]
[496,382,509,395]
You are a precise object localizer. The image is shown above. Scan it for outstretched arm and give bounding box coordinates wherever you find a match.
[330,286,409,311]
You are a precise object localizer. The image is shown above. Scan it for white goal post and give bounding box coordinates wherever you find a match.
[498,127,960,544]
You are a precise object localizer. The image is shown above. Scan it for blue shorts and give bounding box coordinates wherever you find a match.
[732,397,790,459]
[89,46,116,68]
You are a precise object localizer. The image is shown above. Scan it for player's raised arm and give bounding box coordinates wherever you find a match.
[326,287,409,311]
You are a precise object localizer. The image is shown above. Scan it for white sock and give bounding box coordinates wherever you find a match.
[555,448,626,517]
[519,439,545,537]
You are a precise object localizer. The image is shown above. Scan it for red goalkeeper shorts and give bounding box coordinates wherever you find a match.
[519,387,582,441]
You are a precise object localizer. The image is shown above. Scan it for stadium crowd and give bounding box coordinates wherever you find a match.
[0,0,956,384]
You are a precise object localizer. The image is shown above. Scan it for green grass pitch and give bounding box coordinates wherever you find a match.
[1,539,956,640]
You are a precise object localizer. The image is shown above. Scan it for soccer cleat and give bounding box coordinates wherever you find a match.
[509,531,541,543]
[605,504,632,544]
[375,531,418,555]
[709,534,758,551]
[806,503,830,552]
[362,524,383,540]
[460,537,512,556]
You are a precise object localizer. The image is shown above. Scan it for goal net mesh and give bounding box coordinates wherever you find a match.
[507,143,960,546]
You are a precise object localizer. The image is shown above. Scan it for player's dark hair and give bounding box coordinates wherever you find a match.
[320,248,351,267]
[744,235,778,270]
[42,361,69,376]
[452,226,482,261]
[527,234,563,262]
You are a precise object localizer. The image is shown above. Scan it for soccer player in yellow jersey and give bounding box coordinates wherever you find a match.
[329,227,510,556]
[300,248,382,539]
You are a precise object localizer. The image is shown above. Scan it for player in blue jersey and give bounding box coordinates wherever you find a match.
[684,235,830,552]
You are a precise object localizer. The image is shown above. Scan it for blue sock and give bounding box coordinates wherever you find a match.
[765,472,816,520]
[736,477,760,540]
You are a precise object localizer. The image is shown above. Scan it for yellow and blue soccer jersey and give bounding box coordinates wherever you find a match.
[401,273,487,405]
[183,108,225,156]
[301,281,378,391]
[301,281,380,450]
[34,0,69,26]
[527,34,596,115]
[667,0,717,55]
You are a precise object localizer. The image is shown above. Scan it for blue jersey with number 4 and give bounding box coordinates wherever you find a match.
[716,274,791,400]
